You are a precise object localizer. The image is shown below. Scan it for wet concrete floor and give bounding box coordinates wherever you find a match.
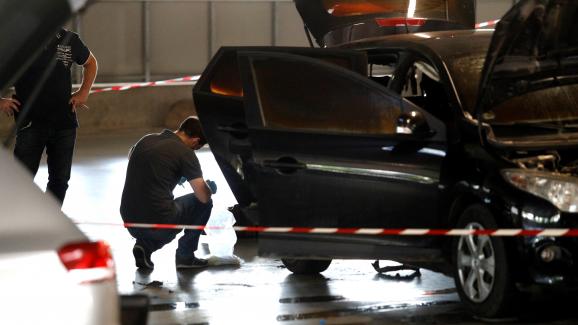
[33,129,578,325]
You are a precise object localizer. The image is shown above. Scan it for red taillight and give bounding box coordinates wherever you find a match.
[375,18,426,27]
[58,241,115,284]
[330,3,392,17]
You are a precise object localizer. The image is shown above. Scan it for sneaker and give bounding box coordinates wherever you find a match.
[176,255,209,269]
[133,244,154,270]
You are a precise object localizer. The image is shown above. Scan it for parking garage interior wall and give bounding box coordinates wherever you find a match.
[0,84,197,137]
[75,0,309,83]
[477,0,517,23]
[72,0,516,83]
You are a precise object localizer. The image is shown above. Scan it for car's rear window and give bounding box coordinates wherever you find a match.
[323,0,447,18]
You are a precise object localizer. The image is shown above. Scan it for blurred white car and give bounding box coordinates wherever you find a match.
[0,0,140,324]
[0,146,120,325]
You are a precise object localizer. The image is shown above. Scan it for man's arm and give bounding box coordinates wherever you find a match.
[188,177,212,204]
[70,52,98,112]
[0,98,20,116]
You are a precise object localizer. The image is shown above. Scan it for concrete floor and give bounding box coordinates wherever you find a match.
[32,130,578,325]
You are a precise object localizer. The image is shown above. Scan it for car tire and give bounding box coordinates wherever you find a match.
[452,204,518,318]
[282,259,332,274]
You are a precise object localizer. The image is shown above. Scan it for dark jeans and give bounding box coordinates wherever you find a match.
[128,194,213,259]
[14,125,76,203]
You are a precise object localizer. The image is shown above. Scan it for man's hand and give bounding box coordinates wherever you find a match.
[70,52,97,113]
[0,98,20,116]
[69,90,90,112]
[206,180,217,194]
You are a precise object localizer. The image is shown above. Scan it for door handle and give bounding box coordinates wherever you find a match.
[217,125,246,133]
[217,123,248,139]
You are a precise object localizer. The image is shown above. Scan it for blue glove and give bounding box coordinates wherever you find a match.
[206,180,217,194]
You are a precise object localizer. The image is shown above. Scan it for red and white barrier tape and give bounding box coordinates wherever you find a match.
[90,75,199,94]
[475,19,500,29]
[75,221,578,237]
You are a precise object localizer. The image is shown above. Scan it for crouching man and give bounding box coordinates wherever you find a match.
[120,116,216,270]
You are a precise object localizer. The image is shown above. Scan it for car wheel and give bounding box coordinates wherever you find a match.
[282,259,332,274]
[452,204,517,318]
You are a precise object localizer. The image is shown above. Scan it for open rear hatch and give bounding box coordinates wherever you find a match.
[295,0,475,47]
[193,47,367,225]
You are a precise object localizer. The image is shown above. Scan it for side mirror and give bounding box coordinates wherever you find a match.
[396,111,433,137]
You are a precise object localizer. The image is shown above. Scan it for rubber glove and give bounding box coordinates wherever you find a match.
[206,180,217,194]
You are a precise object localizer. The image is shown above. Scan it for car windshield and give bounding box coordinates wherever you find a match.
[485,84,578,129]
[444,51,486,114]
[446,53,578,138]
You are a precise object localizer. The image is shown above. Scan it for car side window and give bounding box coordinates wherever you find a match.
[368,53,399,89]
[249,55,402,135]
[402,60,451,122]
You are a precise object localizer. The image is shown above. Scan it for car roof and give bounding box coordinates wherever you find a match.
[342,29,494,60]
[342,29,494,113]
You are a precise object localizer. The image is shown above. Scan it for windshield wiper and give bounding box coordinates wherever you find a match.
[504,121,578,131]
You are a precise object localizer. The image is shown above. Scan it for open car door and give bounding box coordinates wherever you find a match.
[237,51,447,259]
[193,47,367,225]
[295,0,475,47]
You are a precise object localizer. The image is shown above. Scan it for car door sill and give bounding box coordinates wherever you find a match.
[258,233,445,264]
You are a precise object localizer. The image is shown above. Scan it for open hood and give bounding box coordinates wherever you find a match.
[295,0,475,47]
[0,0,88,91]
[476,0,578,115]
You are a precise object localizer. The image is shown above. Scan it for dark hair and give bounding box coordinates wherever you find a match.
[178,116,207,146]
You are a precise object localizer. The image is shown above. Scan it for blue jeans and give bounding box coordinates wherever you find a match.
[128,194,213,259]
[14,125,76,203]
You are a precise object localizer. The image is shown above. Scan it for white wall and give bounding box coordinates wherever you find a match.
[477,0,516,23]
[76,0,308,82]
[76,0,515,83]
[150,2,210,75]
[81,2,144,80]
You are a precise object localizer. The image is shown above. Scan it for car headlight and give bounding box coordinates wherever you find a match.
[502,169,578,213]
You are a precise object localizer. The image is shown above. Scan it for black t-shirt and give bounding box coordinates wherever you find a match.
[14,29,90,129]
[120,130,203,223]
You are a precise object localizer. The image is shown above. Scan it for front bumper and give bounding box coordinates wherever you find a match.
[522,235,578,286]
[510,209,578,287]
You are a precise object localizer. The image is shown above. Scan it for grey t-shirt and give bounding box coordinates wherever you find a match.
[120,130,202,223]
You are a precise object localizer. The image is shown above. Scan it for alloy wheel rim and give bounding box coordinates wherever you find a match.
[456,222,496,303]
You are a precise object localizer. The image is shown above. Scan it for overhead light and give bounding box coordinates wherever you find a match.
[407,0,417,18]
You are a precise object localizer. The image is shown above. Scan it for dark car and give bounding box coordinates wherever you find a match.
[193,0,578,318]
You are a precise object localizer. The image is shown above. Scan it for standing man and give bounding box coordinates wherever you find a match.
[0,28,98,204]
[120,116,216,270]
